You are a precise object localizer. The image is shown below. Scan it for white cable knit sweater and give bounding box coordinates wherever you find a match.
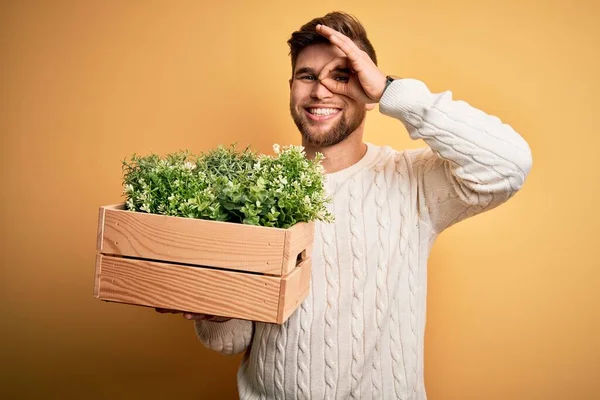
[194,79,532,399]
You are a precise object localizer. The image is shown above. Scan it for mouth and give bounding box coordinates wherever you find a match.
[303,106,342,122]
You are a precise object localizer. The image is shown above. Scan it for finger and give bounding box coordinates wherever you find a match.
[322,77,372,103]
[319,77,351,97]
[183,312,206,320]
[316,24,362,62]
[155,307,180,314]
[317,57,349,82]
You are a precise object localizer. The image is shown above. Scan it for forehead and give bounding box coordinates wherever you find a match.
[294,43,347,73]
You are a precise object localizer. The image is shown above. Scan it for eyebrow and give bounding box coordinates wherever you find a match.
[294,67,315,77]
[294,67,352,77]
[334,67,352,74]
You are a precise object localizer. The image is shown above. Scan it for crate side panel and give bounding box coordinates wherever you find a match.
[101,206,286,275]
[282,222,315,275]
[277,258,312,323]
[96,255,282,323]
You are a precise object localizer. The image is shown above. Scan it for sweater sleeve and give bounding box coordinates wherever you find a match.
[379,79,532,234]
[194,318,254,356]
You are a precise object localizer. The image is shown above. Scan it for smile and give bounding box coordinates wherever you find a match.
[304,107,342,121]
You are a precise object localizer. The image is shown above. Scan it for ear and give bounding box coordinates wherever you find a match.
[365,103,376,111]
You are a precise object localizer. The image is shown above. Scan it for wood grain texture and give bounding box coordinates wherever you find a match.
[96,206,105,252]
[94,254,101,297]
[282,221,315,275]
[95,204,315,323]
[95,255,285,323]
[100,204,292,275]
[278,257,312,323]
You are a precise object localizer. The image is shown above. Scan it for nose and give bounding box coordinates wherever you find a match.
[310,79,333,100]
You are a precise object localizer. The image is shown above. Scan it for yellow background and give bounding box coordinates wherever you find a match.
[1,0,598,399]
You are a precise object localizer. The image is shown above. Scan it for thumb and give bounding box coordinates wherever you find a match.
[319,78,350,97]
[319,78,370,103]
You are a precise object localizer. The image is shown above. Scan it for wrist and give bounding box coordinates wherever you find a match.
[381,75,402,99]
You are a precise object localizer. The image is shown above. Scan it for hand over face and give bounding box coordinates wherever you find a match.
[315,24,387,104]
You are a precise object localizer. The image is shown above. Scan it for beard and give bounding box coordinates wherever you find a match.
[290,102,366,147]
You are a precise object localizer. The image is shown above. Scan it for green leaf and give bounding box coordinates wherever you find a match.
[120,144,333,228]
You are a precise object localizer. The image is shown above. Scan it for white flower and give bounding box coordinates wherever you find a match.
[273,144,281,154]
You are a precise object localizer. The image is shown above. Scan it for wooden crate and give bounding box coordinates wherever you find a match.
[95,204,314,324]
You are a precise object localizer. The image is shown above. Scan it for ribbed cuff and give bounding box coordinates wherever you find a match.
[194,318,253,355]
[194,318,246,341]
[379,78,433,130]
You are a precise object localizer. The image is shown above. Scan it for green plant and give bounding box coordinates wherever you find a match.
[121,144,333,228]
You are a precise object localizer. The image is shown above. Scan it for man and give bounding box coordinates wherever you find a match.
[164,11,532,399]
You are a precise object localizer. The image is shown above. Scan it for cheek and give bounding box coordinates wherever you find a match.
[291,84,311,103]
[290,93,305,111]
[346,100,364,115]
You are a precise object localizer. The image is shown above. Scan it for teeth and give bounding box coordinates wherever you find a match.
[309,108,339,116]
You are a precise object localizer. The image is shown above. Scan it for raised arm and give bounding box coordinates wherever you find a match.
[380,78,532,233]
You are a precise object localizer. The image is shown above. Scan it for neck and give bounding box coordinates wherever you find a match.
[303,130,367,174]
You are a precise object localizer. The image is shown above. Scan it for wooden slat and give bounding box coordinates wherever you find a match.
[96,206,106,252]
[99,204,292,275]
[94,254,101,297]
[282,222,315,275]
[95,255,283,323]
[277,258,312,323]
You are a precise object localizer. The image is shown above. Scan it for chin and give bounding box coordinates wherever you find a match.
[291,107,362,148]
[302,130,349,148]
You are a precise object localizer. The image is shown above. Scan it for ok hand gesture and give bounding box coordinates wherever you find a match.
[315,24,388,104]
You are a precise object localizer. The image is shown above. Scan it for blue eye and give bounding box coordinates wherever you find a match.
[299,75,316,81]
[334,76,349,82]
